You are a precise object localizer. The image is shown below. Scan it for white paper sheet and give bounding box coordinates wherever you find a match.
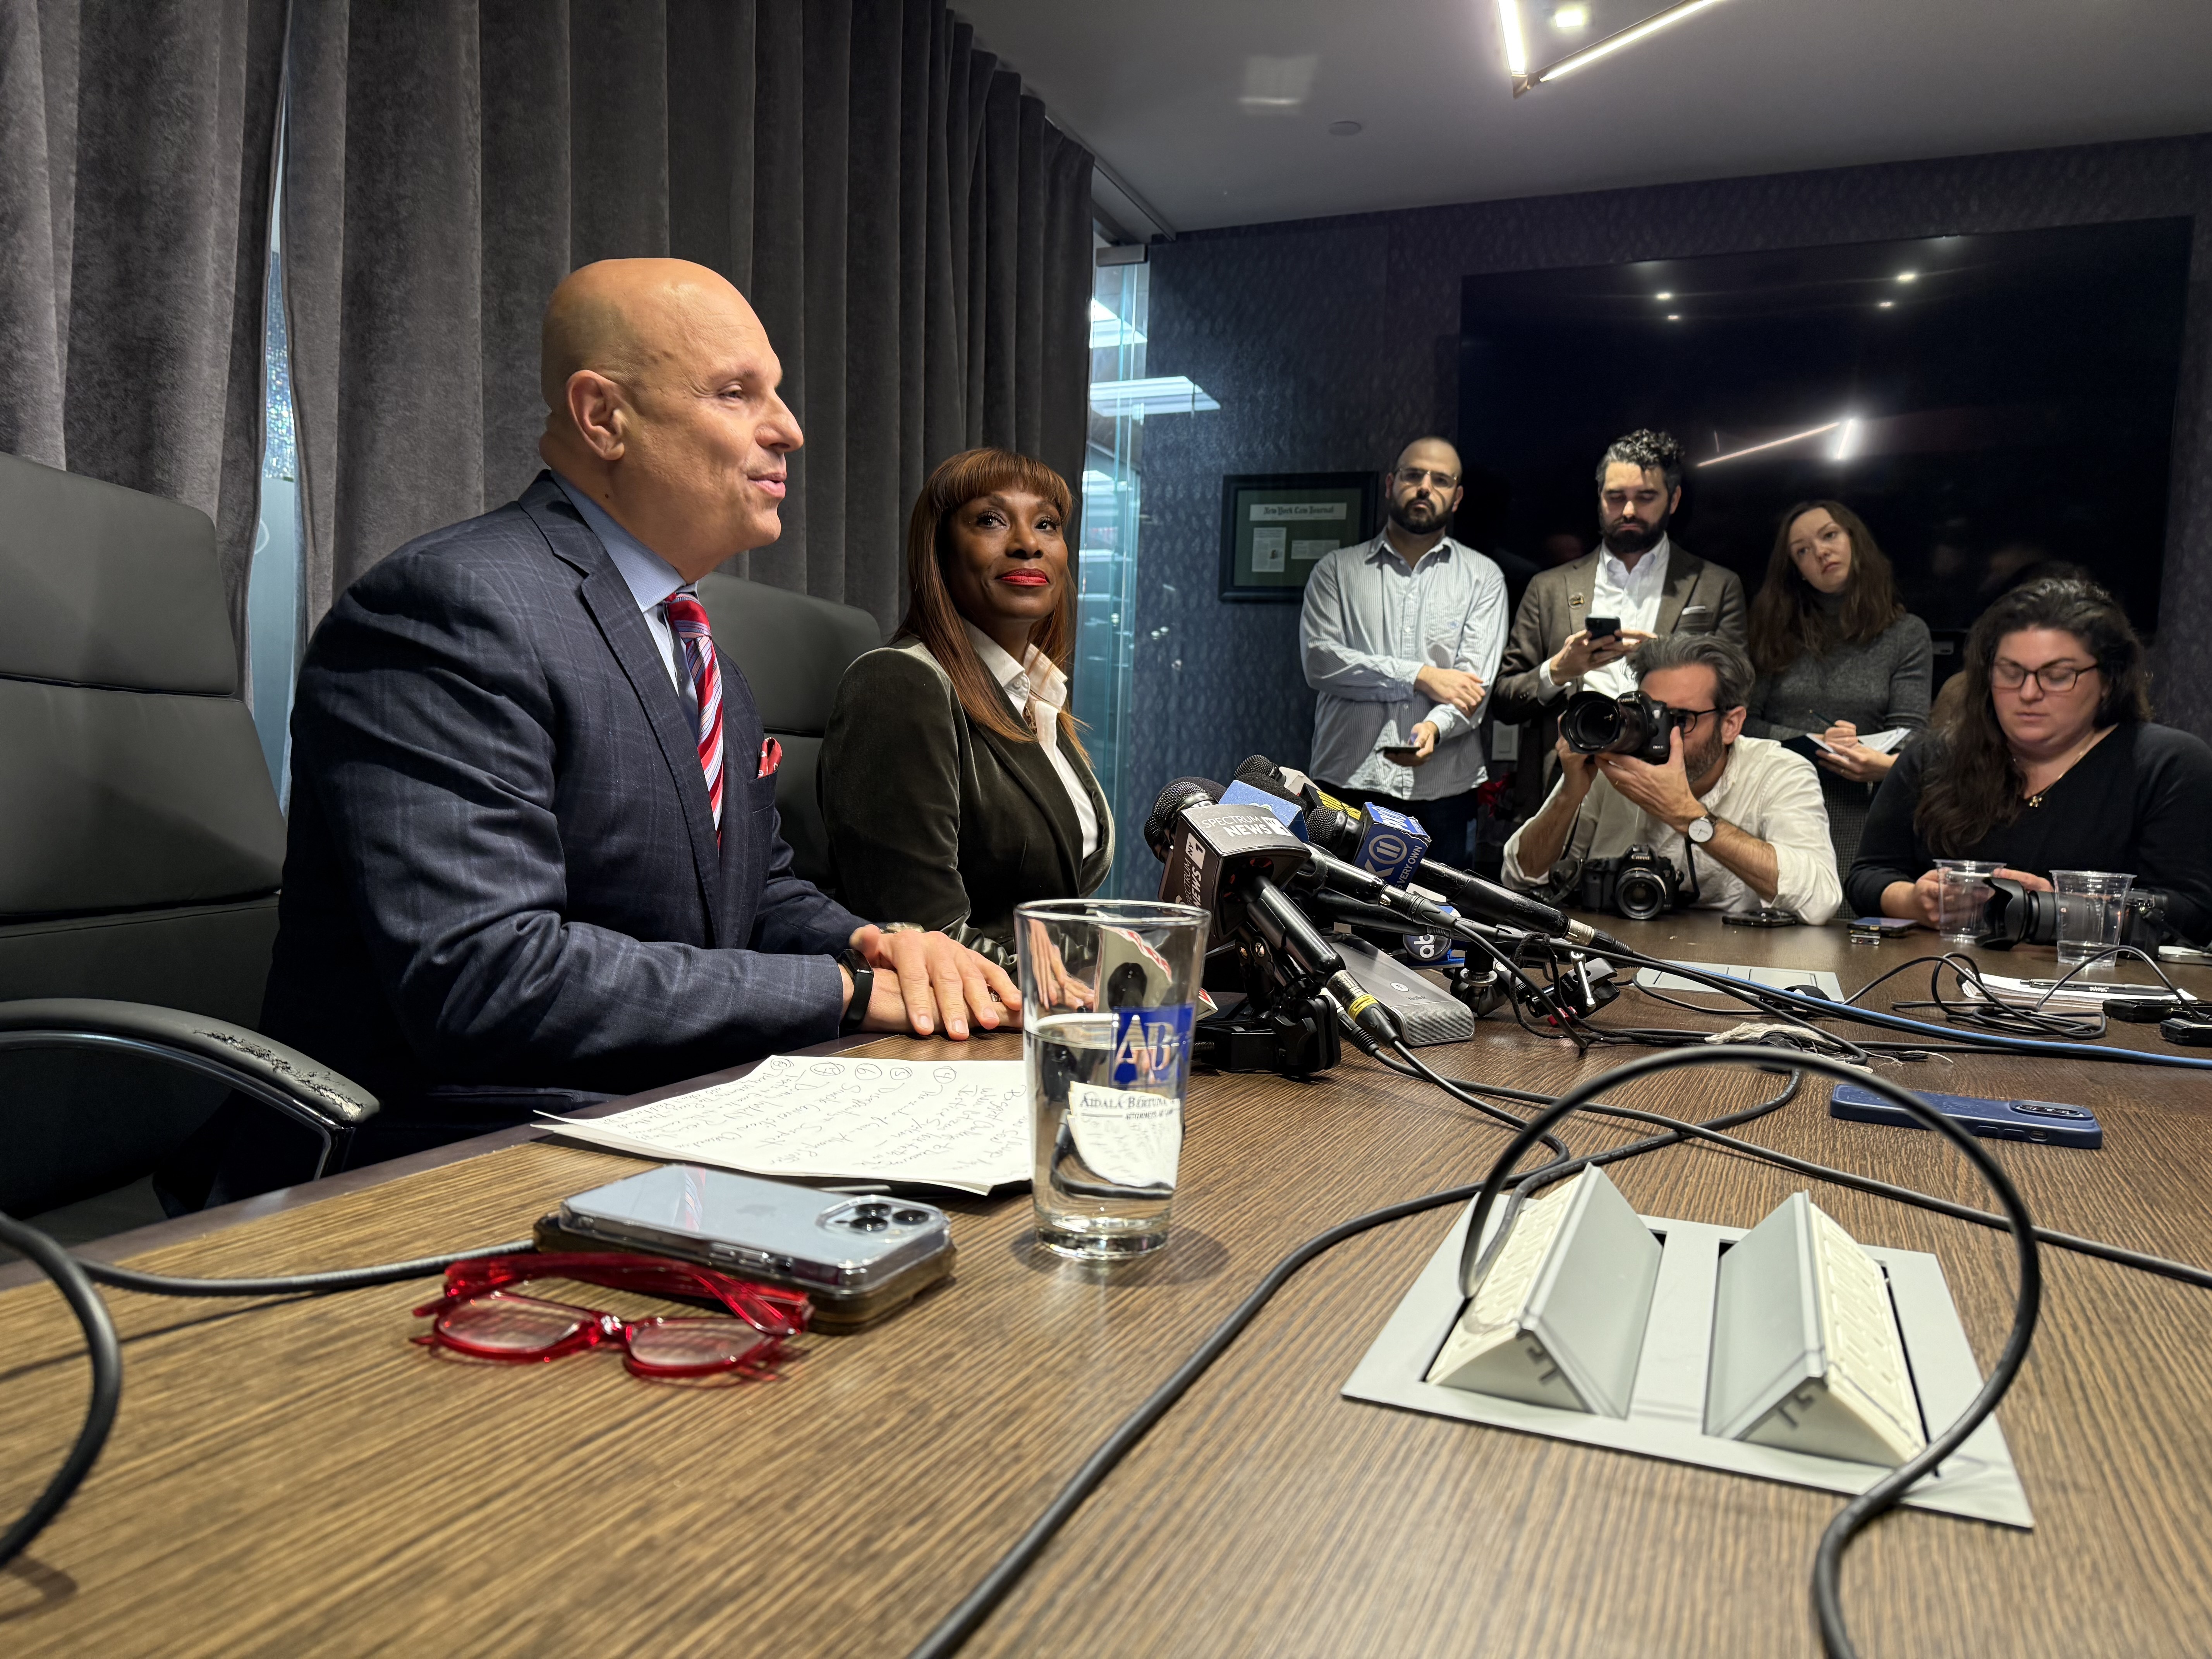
[1809,726,1909,755]
[541,1054,1031,1195]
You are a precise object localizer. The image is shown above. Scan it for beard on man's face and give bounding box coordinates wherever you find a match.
[1681,720,1727,781]
[1601,508,1668,556]
[1389,492,1445,534]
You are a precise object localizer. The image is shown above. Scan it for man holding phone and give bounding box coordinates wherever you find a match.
[1299,436,1508,864]
[1492,429,1748,817]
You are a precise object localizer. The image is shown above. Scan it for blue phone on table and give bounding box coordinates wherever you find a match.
[1829,1082,2102,1149]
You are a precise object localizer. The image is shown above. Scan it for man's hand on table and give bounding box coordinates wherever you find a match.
[844,925,1020,1040]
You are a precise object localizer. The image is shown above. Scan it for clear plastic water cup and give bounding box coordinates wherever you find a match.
[1934,859,2005,943]
[2052,869,2135,977]
[1016,899,1210,1261]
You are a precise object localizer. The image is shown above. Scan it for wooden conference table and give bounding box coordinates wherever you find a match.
[5,914,2212,1657]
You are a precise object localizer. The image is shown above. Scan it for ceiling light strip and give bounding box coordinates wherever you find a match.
[1699,422,1839,468]
[1525,0,1728,90]
[1498,0,1530,76]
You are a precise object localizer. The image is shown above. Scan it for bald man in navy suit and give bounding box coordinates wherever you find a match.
[211,261,1018,1189]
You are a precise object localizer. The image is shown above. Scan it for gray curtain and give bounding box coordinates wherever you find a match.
[0,0,286,666]
[283,0,1095,634]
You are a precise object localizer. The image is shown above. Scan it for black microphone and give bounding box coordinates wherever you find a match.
[1234,755,1623,953]
[1145,777,1402,1047]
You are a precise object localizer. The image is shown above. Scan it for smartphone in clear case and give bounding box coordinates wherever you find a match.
[546,1164,956,1328]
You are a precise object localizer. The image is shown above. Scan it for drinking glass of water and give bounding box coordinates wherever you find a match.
[2052,869,2134,977]
[1015,898,1210,1260]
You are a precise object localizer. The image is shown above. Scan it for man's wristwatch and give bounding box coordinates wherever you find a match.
[1685,811,1716,846]
[838,946,874,1033]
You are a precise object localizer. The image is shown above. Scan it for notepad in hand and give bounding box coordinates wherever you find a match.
[541,1054,1031,1195]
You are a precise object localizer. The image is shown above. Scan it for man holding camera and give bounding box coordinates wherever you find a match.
[1501,635,1841,923]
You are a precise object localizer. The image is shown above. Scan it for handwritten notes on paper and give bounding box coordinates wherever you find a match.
[543,1054,1030,1194]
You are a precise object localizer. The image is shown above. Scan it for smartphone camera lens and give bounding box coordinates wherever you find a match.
[893,1209,931,1225]
[852,1215,890,1231]
[855,1202,892,1218]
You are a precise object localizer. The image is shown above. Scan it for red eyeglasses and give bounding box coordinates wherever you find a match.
[413,1252,812,1380]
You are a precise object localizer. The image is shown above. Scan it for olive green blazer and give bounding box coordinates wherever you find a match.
[819,637,1113,969]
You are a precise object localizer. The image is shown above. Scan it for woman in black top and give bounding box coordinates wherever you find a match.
[820,448,1111,970]
[1846,576,2212,941]
[1743,501,1930,868]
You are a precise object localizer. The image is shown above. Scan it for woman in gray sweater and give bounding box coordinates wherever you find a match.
[1743,501,1931,870]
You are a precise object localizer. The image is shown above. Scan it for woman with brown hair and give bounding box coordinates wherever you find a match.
[1846,575,2212,940]
[819,448,1111,970]
[1743,501,1932,866]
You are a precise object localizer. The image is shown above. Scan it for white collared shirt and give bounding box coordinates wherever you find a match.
[961,621,1101,861]
[555,474,695,715]
[1537,535,1673,701]
[1499,733,1843,924]
[1298,532,1508,799]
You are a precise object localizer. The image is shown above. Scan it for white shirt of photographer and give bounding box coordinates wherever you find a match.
[1499,733,1843,925]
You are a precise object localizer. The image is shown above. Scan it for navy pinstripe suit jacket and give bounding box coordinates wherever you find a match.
[262,472,864,1119]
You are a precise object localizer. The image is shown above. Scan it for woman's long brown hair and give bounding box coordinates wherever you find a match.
[1914,576,2153,854]
[1747,500,1906,675]
[896,447,1084,755]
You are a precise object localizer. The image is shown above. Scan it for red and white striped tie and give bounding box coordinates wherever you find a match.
[662,592,724,839]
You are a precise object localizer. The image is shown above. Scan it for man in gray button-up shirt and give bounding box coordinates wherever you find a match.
[1298,437,1508,863]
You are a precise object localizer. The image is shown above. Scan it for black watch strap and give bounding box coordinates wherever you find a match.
[838,948,873,1034]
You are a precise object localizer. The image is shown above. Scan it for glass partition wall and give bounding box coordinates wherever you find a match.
[1075,250,1149,894]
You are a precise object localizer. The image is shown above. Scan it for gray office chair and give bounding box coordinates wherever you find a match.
[696,571,883,890]
[0,452,373,1218]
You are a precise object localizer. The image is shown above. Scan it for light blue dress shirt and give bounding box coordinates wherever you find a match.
[555,473,695,717]
[1298,532,1507,800]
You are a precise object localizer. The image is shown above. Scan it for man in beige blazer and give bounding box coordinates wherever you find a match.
[1492,429,1747,815]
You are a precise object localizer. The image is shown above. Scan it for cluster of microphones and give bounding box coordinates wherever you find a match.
[1144,757,1627,1075]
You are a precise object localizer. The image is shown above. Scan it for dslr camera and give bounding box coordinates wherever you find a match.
[1978,878,2171,952]
[1559,690,1690,766]
[1579,844,1683,922]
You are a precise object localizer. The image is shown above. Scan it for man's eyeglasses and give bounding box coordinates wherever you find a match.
[1992,660,2095,694]
[1395,467,1460,488]
[413,1252,811,1380]
[1669,706,1721,730]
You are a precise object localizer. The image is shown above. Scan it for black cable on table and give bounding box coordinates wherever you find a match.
[1454,1047,2042,1659]
[1420,1060,2212,1293]
[0,1226,539,1569]
[77,1237,536,1298]
[0,1212,122,1572]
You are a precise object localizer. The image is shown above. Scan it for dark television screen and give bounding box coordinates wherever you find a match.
[1455,220,2191,639]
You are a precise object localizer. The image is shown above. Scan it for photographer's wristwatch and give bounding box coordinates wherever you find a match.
[838,947,874,1034]
[1685,811,1716,847]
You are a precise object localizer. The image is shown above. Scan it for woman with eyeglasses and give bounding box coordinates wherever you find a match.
[1846,576,2212,940]
[1743,501,1931,868]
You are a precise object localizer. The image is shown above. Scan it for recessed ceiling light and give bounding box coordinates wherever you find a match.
[1327,120,1364,137]
[1896,271,1918,283]
[1666,314,1681,321]
[1553,3,1590,27]
[1656,291,1673,300]
[1878,301,1894,309]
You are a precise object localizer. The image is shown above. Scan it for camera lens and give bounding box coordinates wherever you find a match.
[892,1209,931,1225]
[1614,868,1669,922]
[1559,691,1624,754]
[851,1215,890,1231]
[855,1202,891,1217]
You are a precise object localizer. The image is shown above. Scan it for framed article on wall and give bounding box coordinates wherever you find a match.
[1218,472,1379,602]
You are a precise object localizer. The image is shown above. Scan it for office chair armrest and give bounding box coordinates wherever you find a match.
[0,1000,378,1149]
